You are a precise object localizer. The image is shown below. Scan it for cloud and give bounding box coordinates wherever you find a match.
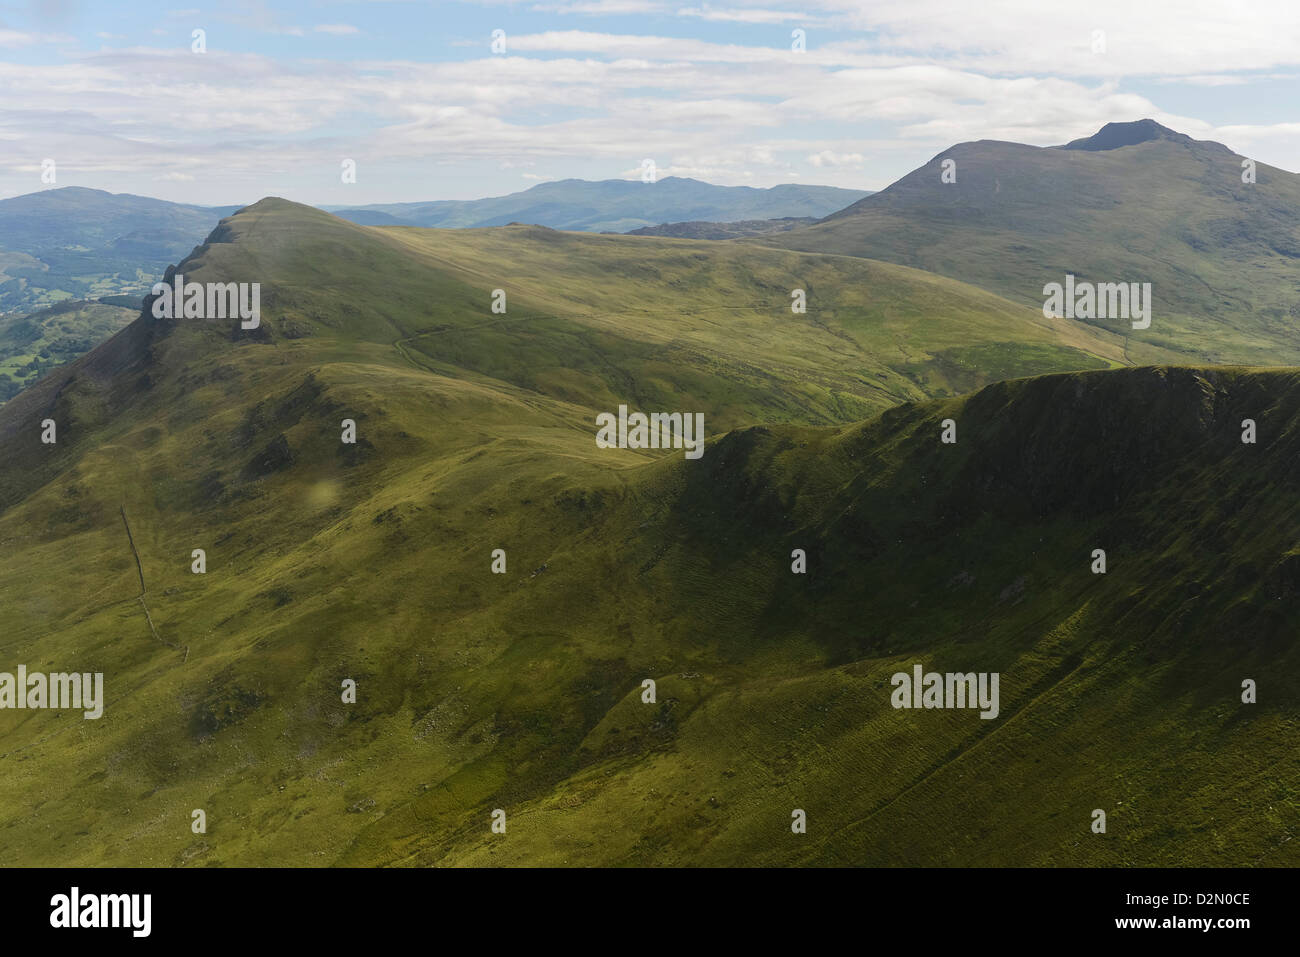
[796,0,1300,78]
[503,30,814,62]
[0,44,1281,194]
[0,29,72,47]
[495,2,1300,79]
[2,1,1299,204]
[808,149,863,167]
[676,6,811,24]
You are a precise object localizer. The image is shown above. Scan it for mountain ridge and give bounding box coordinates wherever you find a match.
[760,120,1300,367]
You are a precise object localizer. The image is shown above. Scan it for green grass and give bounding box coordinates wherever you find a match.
[0,200,1293,867]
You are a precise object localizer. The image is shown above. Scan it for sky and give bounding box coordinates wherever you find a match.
[1,0,1298,206]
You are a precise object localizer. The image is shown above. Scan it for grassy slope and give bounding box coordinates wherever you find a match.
[0,201,1292,867]
[758,133,1300,366]
[375,222,1171,422]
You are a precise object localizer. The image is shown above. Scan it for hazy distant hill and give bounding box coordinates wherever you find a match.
[0,187,238,314]
[760,120,1300,365]
[328,177,869,233]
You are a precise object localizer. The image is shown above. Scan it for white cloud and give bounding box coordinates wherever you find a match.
[796,0,1300,78]
[676,6,810,24]
[3,2,1300,204]
[0,29,72,47]
[808,149,863,167]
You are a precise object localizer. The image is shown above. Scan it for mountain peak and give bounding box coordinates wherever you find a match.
[1061,119,1205,152]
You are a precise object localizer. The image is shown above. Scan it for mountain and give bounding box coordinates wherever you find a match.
[0,187,238,315]
[7,199,1278,867]
[328,178,870,233]
[759,120,1300,366]
[0,298,137,403]
[1061,118,1216,152]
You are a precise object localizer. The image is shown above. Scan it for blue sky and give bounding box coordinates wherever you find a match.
[1,0,1297,205]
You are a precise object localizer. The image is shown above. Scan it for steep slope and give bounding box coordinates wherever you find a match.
[329,178,870,232]
[0,200,1289,868]
[760,121,1300,366]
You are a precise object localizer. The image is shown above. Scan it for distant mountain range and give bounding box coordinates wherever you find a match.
[326,177,871,232]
